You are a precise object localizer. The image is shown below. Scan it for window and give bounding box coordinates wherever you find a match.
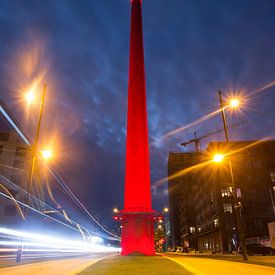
[245,159,262,168]
[253,219,262,229]
[223,203,233,213]
[0,132,10,141]
[210,192,214,202]
[250,188,257,197]
[4,205,16,216]
[236,188,242,198]
[254,160,262,168]
[270,172,275,182]
[13,160,25,169]
[15,146,27,157]
[190,227,195,233]
[221,187,233,197]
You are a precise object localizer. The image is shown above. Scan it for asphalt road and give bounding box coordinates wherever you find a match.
[0,252,115,275]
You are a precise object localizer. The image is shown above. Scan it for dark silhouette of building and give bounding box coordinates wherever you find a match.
[168,141,275,252]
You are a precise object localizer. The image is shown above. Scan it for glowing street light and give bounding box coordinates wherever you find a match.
[163,207,169,213]
[113,208,119,213]
[213,153,224,163]
[40,149,53,160]
[229,98,240,108]
[25,91,35,104]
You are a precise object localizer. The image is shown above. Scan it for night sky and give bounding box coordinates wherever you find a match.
[0,0,275,232]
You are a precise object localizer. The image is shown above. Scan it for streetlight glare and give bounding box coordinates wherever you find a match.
[213,153,224,163]
[229,99,240,108]
[25,91,35,104]
[113,208,119,213]
[40,149,53,160]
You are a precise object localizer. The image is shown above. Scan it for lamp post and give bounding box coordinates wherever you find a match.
[26,84,47,207]
[161,207,169,252]
[218,91,248,261]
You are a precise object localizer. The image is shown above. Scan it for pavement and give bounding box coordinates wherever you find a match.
[166,252,275,266]
[1,252,275,274]
[0,253,115,275]
[165,254,275,275]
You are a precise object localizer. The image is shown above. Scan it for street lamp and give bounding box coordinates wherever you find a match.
[213,153,224,163]
[229,99,240,108]
[113,208,119,214]
[25,84,47,207]
[25,91,35,105]
[218,90,248,261]
[40,149,53,160]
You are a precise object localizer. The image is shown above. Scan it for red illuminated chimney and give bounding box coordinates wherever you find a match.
[120,0,156,255]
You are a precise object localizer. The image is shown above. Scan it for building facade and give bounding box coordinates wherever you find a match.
[168,141,275,252]
[0,130,31,225]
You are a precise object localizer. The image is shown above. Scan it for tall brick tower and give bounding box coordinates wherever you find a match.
[120,0,156,255]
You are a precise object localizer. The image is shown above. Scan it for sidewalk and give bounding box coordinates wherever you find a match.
[165,254,275,275]
[166,252,275,268]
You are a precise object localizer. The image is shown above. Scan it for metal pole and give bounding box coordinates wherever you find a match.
[26,84,47,208]
[218,91,229,142]
[218,90,248,261]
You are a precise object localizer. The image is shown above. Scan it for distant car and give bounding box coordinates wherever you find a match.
[246,243,275,256]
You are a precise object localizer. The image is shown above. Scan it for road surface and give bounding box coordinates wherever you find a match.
[0,252,115,275]
[165,254,275,275]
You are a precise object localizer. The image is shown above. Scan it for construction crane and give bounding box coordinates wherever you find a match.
[180,121,248,152]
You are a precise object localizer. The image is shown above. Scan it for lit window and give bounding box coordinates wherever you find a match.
[221,187,233,197]
[270,172,275,182]
[210,192,214,202]
[214,219,219,227]
[223,203,233,213]
[236,188,242,198]
[190,227,195,233]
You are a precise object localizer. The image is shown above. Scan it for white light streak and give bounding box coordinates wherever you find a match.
[0,227,119,253]
[0,105,30,145]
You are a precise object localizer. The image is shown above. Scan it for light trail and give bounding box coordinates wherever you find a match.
[155,160,212,186]
[155,107,228,143]
[1,86,119,240]
[0,227,119,253]
[0,104,30,145]
[50,168,119,239]
[0,174,107,239]
[0,192,113,240]
[0,188,120,241]
[154,138,270,186]
[250,80,275,96]
[0,183,25,220]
